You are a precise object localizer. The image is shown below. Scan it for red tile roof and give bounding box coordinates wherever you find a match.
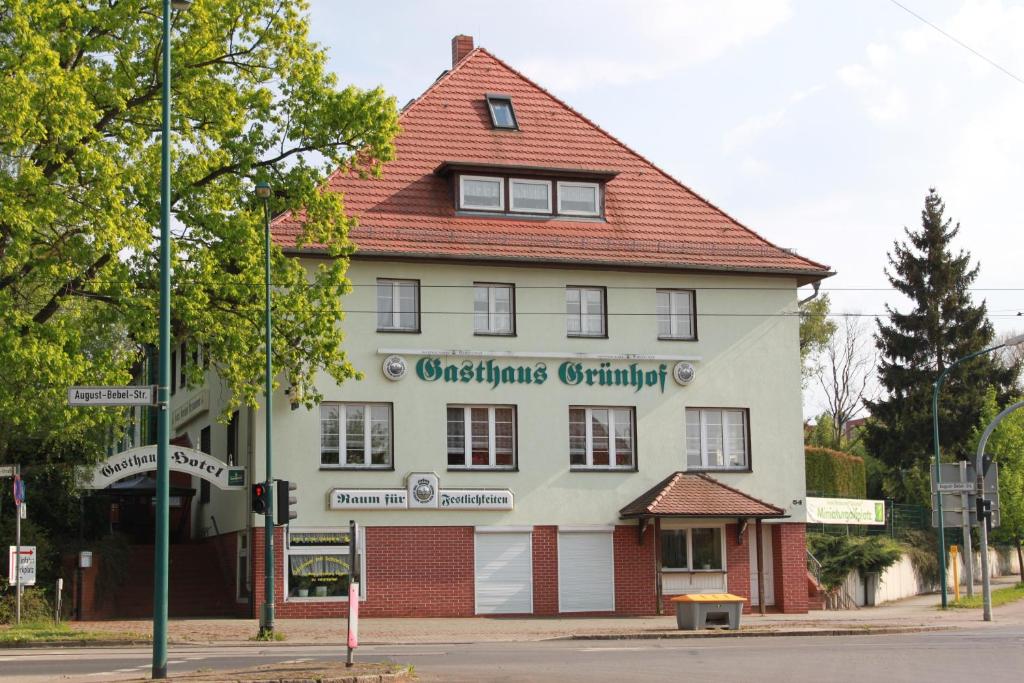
[273,48,831,281]
[619,472,787,518]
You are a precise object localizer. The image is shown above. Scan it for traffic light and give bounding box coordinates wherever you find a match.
[252,482,269,515]
[976,497,992,530]
[276,479,297,525]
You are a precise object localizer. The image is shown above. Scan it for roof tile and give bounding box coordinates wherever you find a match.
[619,472,787,518]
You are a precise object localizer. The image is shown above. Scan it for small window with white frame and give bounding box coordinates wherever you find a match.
[321,403,392,468]
[569,406,635,470]
[686,408,749,470]
[285,527,365,601]
[474,283,514,335]
[566,286,606,337]
[660,526,724,571]
[377,278,419,332]
[459,175,504,211]
[447,405,516,469]
[557,181,601,216]
[510,178,552,213]
[656,289,696,340]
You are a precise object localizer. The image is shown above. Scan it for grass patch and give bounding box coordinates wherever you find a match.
[250,629,286,642]
[0,620,148,644]
[949,583,1024,609]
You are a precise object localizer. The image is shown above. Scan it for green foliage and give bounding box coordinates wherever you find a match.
[805,446,867,498]
[969,389,1024,546]
[0,587,52,625]
[799,294,837,383]
[0,517,56,591]
[864,190,1019,504]
[94,534,130,606]
[949,583,1024,609]
[899,529,941,587]
[807,533,903,590]
[0,0,401,470]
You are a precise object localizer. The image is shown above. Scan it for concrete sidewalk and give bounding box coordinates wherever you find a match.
[69,577,1024,645]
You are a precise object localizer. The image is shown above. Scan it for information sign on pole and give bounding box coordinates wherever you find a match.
[8,546,36,587]
[0,465,15,478]
[67,386,158,406]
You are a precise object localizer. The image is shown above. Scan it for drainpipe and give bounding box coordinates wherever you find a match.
[799,281,822,305]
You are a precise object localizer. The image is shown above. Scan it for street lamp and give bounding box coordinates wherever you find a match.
[255,181,275,637]
[153,0,190,679]
[932,332,1024,608]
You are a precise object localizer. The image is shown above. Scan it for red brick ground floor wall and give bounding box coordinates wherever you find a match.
[250,522,808,618]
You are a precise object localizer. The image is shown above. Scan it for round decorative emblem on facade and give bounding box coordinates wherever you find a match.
[412,478,435,504]
[673,361,696,386]
[382,355,408,381]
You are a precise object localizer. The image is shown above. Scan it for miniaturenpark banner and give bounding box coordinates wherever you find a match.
[806,497,886,525]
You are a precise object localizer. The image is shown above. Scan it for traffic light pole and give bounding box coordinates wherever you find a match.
[259,186,275,637]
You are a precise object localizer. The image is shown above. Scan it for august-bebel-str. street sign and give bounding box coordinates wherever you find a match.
[68,386,157,406]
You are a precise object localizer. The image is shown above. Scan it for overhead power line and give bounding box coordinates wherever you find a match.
[888,0,1024,86]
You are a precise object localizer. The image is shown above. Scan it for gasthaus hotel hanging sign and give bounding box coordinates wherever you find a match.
[329,473,514,511]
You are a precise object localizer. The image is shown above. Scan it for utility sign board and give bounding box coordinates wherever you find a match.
[68,386,157,406]
[8,546,36,586]
[0,465,15,478]
[936,482,975,492]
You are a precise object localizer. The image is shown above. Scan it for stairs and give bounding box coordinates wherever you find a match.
[807,571,827,610]
[98,542,238,618]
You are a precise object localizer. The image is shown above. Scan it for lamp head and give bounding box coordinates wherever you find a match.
[171,0,193,10]
[1004,333,1024,347]
[254,181,271,199]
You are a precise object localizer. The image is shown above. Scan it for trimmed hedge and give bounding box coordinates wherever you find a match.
[806,446,867,499]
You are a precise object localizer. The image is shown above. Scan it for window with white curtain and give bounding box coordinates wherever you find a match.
[569,406,635,469]
[459,175,504,210]
[510,179,552,213]
[661,527,724,571]
[656,289,696,340]
[557,181,600,216]
[686,408,749,470]
[566,286,606,337]
[474,283,514,335]
[447,405,516,469]
[321,403,392,468]
[376,279,418,331]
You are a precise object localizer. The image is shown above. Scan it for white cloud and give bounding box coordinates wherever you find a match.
[723,84,823,153]
[518,0,793,91]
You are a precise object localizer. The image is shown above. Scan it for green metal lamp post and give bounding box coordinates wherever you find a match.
[931,333,1024,608]
[153,0,191,678]
[255,180,275,636]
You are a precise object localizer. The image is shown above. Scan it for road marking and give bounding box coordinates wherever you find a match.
[577,646,656,652]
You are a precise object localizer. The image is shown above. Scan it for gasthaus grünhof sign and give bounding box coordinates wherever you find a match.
[82,445,245,490]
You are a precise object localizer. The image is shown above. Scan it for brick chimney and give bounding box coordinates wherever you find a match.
[452,35,474,67]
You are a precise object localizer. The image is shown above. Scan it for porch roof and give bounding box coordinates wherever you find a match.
[619,472,787,519]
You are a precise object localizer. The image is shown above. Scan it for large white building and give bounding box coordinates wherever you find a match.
[80,36,831,619]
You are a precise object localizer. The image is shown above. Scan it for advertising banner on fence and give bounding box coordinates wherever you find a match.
[806,497,885,525]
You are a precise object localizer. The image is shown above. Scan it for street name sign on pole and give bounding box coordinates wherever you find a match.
[8,546,35,587]
[67,386,157,406]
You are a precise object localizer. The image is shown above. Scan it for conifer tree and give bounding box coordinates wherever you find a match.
[864,190,1018,503]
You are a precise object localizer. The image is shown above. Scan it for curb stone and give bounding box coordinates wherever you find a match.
[566,625,954,640]
[0,639,150,649]
[237,674,410,683]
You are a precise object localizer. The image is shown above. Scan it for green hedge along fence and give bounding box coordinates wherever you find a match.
[806,446,867,499]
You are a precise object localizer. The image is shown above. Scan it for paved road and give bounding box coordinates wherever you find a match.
[2,627,1023,682]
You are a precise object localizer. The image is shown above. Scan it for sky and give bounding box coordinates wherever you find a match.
[307,0,1024,415]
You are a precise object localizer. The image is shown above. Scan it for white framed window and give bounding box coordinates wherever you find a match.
[376,279,419,331]
[321,403,392,468]
[566,286,606,337]
[474,283,514,335]
[686,408,749,470]
[509,178,552,213]
[660,526,725,571]
[557,181,600,216]
[569,406,635,469]
[447,405,516,469]
[459,175,504,211]
[657,289,696,340]
[285,527,365,601]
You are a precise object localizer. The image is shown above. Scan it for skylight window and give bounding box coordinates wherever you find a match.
[485,93,518,130]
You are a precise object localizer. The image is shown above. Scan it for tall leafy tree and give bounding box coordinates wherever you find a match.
[864,190,1018,503]
[799,293,837,384]
[0,1,400,472]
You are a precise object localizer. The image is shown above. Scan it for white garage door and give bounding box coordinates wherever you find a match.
[475,529,533,615]
[558,529,615,612]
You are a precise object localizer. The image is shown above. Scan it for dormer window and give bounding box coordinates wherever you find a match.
[460,175,504,211]
[486,93,518,130]
[557,181,601,217]
[510,179,552,213]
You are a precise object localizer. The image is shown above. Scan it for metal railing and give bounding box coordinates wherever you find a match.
[807,548,860,610]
